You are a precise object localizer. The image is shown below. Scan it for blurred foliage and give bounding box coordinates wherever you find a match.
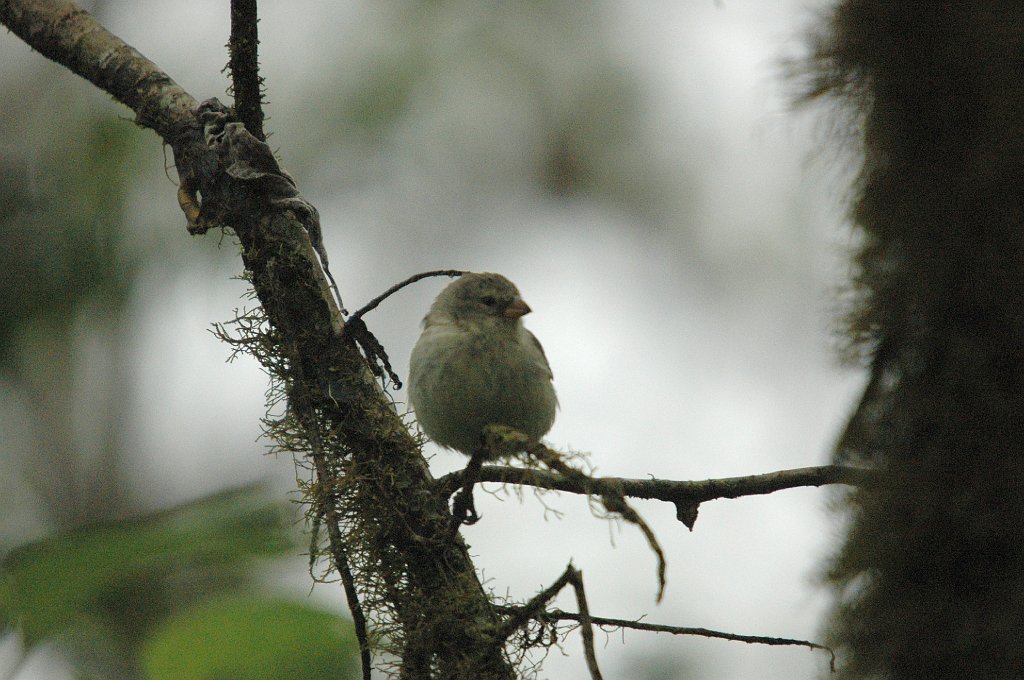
[0,116,140,357]
[142,595,358,680]
[0,486,291,646]
[0,483,359,679]
[0,487,316,679]
[298,1,690,225]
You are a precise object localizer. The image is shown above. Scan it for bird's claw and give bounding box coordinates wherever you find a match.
[449,488,481,534]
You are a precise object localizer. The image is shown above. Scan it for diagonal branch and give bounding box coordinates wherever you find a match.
[0,0,196,138]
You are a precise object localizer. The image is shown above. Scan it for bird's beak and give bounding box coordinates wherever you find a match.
[503,298,532,318]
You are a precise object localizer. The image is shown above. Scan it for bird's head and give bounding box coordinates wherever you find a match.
[427,272,532,327]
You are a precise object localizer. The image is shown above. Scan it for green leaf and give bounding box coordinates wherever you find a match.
[0,485,293,645]
[142,595,358,680]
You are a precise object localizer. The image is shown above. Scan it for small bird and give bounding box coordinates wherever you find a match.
[408,272,557,458]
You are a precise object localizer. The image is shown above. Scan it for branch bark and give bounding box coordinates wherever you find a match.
[437,462,869,529]
[228,0,266,141]
[0,0,196,138]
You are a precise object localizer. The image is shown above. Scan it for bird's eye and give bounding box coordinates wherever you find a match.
[480,295,497,307]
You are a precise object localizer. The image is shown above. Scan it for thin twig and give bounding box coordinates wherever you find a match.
[342,270,465,388]
[493,564,576,641]
[228,0,265,141]
[292,366,373,680]
[344,269,466,328]
[543,611,837,672]
[599,492,667,601]
[336,548,373,680]
[566,568,604,680]
[306,435,373,680]
[493,564,605,680]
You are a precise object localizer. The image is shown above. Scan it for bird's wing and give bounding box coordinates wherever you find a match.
[523,329,553,380]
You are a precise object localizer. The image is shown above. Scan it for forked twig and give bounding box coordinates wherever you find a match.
[494,563,605,680]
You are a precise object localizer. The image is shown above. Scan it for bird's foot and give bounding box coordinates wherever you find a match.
[447,449,488,536]
[451,487,481,525]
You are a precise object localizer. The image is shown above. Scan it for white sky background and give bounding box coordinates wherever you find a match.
[2,1,869,678]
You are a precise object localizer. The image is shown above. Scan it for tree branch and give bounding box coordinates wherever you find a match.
[228,0,265,141]
[0,0,196,139]
[539,611,836,672]
[436,461,869,529]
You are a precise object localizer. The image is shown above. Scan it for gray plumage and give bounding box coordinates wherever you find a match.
[408,273,557,457]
